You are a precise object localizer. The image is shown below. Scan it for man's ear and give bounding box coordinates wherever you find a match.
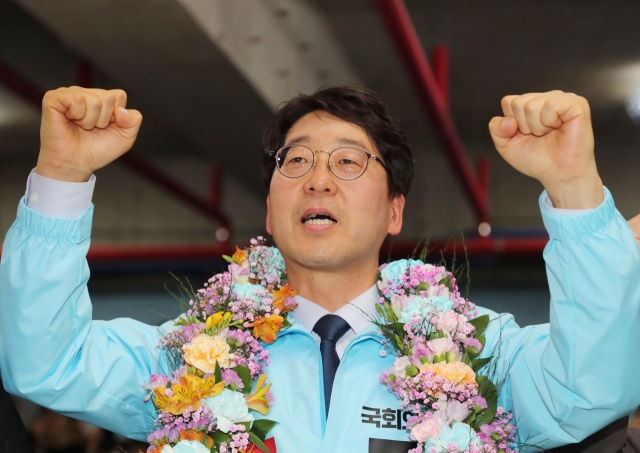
[387,194,405,236]
[265,193,272,235]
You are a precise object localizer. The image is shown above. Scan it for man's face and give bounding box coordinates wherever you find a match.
[266,110,405,272]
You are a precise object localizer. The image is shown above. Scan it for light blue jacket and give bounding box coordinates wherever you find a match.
[1,189,639,451]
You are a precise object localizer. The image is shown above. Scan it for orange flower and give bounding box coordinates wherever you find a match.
[153,373,224,415]
[248,314,284,344]
[180,429,214,448]
[147,441,166,453]
[272,285,298,314]
[233,247,248,264]
[420,361,476,386]
[245,373,272,415]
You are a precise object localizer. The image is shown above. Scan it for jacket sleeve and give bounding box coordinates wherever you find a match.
[480,187,640,449]
[0,199,173,441]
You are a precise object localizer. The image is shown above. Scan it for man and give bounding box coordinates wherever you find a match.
[0,86,639,452]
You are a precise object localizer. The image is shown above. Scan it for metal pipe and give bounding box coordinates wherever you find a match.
[118,153,231,229]
[372,0,490,224]
[432,45,449,106]
[0,60,43,106]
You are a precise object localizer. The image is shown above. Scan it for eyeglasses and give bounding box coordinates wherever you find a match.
[270,144,387,181]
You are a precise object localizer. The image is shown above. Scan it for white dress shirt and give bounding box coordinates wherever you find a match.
[292,285,380,359]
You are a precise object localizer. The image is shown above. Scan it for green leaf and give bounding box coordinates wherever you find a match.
[211,430,231,444]
[388,322,405,335]
[214,361,223,383]
[469,314,490,337]
[232,365,252,396]
[282,318,292,328]
[477,334,486,349]
[375,303,385,317]
[440,275,452,291]
[222,254,235,263]
[470,357,492,372]
[472,375,499,430]
[252,419,278,441]
[248,432,272,453]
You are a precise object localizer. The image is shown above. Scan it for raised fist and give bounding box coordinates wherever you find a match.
[489,91,604,209]
[36,87,142,182]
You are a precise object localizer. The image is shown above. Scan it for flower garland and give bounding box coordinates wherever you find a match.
[143,238,297,453]
[143,242,517,453]
[375,260,517,453]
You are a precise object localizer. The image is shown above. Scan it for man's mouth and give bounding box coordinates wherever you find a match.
[301,213,337,225]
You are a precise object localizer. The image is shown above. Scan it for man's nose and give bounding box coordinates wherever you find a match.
[304,151,336,193]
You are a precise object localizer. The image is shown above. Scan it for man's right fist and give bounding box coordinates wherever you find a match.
[36,87,142,182]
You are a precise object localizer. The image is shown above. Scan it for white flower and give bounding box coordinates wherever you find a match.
[162,441,210,453]
[202,389,254,433]
[390,356,412,379]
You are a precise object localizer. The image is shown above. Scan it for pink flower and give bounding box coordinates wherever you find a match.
[410,339,433,367]
[438,310,462,333]
[426,337,461,362]
[145,374,168,389]
[443,399,471,422]
[427,283,450,298]
[390,294,414,317]
[410,415,444,442]
[229,262,250,285]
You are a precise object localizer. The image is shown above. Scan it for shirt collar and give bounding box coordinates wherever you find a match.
[292,284,379,335]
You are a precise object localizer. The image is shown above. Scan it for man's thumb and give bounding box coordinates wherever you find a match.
[488,116,518,151]
[114,107,143,132]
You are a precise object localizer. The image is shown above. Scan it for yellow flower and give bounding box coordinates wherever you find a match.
[233,247,248,264]
[183,333,235,373]
[420,361,476,386]
[245,374,271,415]
[248,315,284,344]
[153,373,224,415]
[206,312,224,329]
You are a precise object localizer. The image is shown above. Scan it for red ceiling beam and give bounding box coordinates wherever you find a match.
[381,236,548,258]
[0,236,547,262]
[373,0,490,225]
[85,243,235,262]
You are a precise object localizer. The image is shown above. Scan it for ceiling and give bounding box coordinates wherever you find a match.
[1,0,639,236]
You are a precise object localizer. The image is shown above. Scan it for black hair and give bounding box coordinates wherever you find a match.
[262,85,413,198]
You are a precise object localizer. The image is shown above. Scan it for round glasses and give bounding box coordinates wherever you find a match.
[271,144,387,181]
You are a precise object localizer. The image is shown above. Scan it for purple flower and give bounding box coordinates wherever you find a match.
[222,369,244,391]
[472,395,488,410]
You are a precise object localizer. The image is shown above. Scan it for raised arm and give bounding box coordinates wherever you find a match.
[483,91,640,447]
[0,87,168,440]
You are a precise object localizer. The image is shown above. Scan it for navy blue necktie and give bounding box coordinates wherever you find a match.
[313,314,351,416]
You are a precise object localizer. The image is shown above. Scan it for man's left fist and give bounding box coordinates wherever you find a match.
[489,91,604,209]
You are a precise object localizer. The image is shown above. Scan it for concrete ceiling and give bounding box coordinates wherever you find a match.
[1,0,639,233]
